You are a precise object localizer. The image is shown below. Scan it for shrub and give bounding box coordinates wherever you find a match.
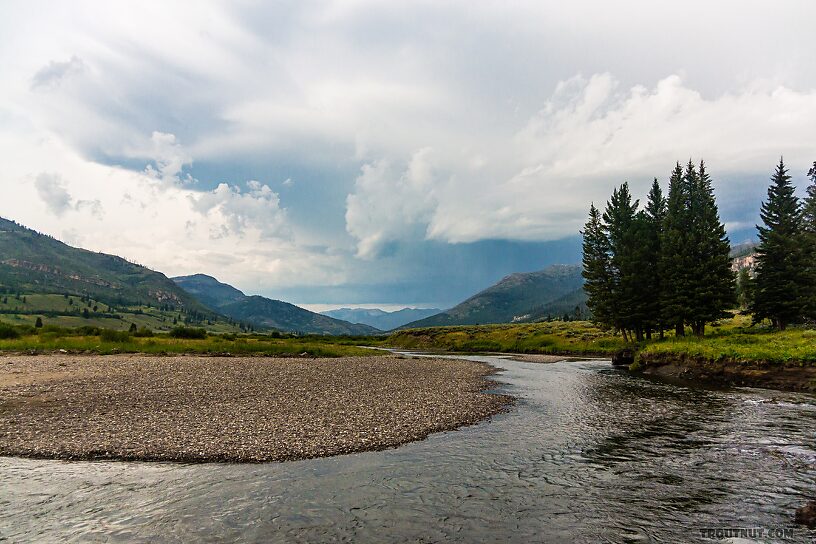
[100,329,131,342]
[0,324,20,339]
[169,327,207,339]
[133,327,154,337]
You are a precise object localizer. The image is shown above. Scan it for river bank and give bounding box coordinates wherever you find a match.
[389,320,816,392]
[0,354,511,463]
[635,352,816,392]
[3,356,814,542]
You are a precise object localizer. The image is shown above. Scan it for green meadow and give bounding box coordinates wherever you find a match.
[388,313,816,366]
[0,326,385,357]
[0,293,242,333]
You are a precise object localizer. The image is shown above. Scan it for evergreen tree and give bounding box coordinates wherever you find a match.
[736,267,754,310]
[752,158,805,329]
[642,178,666,337]
[660,163,691,336]
[602,183,640,341]
[686,160,734,335]
[581,204,613,327]
[801,161,816,319]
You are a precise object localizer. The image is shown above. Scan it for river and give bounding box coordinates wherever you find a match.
[1,355,814,543]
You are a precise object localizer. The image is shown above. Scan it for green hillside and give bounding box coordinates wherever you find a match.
[403,264,585,328]
[173,274,247,309]
[0,292,243,333]
[173,274,381,336]
[0,217,210,314]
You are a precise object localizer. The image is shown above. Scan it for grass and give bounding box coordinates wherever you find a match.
[389,313,816,366]
[0,327,387,357]
[388,321,627,355]
[0,293,243,333]
[638,327,816,364]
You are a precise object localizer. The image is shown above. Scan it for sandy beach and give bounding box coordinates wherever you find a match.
[0,354,511,463]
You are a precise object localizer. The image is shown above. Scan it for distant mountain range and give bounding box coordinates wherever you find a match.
[320,307,441,331]
[173,274,380,335]
[0,216,380,335]
[402,264,587,328]
[0,217,211,314]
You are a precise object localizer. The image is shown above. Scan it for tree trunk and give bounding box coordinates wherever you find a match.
[675,323,685,337]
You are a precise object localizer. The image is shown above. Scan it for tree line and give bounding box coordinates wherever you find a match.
[582,160,733,340]
[750,159,816,329]
[583,157,816,340]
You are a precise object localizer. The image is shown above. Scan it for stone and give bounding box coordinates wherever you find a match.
[611,349,635,366]
[795,501,816,528]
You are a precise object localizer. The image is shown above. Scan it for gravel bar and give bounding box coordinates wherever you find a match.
[0,354,512,463]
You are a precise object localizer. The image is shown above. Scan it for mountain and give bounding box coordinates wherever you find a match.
[172,274,246,309]
[0,217,211,313]
[402,264,586,328]
[321,307,442,331]
[172,274,379,336]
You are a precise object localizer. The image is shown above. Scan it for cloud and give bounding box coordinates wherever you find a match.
[344,73,816,249]
[143,132,194,185]
[34,173,104,218]
[190,180,289,239]
[345,148,437,258]
[3,1,816,306]
[30,56,85,89]
[34,173,73,216]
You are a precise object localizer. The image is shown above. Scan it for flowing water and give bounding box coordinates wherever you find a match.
[1,355,815,543]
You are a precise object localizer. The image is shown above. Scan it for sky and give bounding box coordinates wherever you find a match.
[1,1,815,310]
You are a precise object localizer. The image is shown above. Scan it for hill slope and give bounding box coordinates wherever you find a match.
[321,307,441,331]
[172,274,246,309]
[172,274,379,335]
[0,217,210,313]
[403,264,585,328]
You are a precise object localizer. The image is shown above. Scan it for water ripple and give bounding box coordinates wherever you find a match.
[1,357,815,543]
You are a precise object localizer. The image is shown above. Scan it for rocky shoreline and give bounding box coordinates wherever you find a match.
[0,354,512,463]
[636,352,816,393]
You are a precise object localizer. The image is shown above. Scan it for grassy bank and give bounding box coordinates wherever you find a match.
[0,326,386,357]
[388,321,627,356]
[389,314,816,366]
[637,328,816,364]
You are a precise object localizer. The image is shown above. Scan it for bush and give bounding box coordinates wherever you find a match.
[168,327,207,339]
[0,324,20,339]
[100,329,131,342]
[133,327,154,337]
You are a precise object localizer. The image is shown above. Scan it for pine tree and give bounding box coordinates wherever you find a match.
[736,267,754,310]
[660,163,691,336]
[686,160,734,335]
[752,158,805,329]
[801,161,816,319]
[642,178,666,337]
[602,183,640,341]
[581,204,613,327]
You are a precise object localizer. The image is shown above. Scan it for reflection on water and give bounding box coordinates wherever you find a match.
[1,357,814,543]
